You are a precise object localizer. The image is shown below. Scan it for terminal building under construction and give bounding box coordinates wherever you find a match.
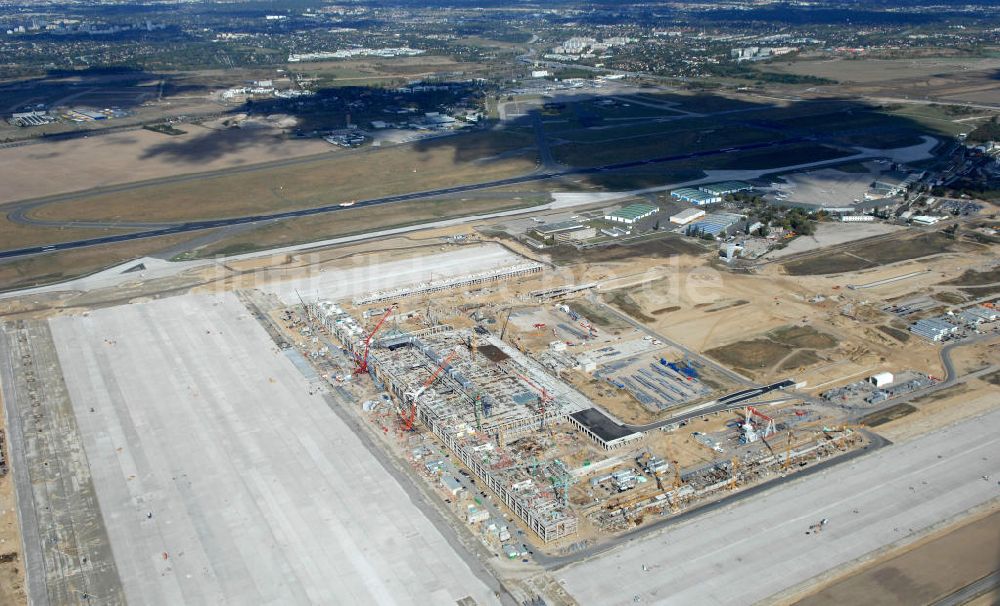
[310,300,586,542]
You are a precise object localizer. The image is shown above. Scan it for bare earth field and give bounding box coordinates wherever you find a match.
[766,222,905,260]
[0,390,27,606]
[781,232,966,276]
[44,292,499,605]
[0,125,332,205]
[590,242,996,388]
[795,507,1000,606]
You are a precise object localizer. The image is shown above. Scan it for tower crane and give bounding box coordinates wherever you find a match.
[499,306,516,342]
[513,371,554,429]
[783,430,795,472]
[728,457,741,490]
[401,351,456,431]
[353,305,396,375]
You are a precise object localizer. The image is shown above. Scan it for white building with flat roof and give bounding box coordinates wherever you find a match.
[670,207,706,225]
[870,372,894,388]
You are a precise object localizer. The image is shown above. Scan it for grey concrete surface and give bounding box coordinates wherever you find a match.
[48,293,499,605]
[0,321,124,606]
[557,409,1000,605]
[261,243,523,305]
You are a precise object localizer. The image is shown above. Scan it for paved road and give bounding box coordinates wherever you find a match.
[0,137,804,260]
[529,110,558,170]
[623,380,795,433]
[0,331,49,604]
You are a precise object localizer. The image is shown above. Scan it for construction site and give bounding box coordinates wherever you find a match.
[257,247,875,554]
[1,208,996,604]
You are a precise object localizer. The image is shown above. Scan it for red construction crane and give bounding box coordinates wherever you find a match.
[744,405,776,438]
[515,372,552,403]
[353,305,396,375]
[401,352,456,431]
[513,371,554,430]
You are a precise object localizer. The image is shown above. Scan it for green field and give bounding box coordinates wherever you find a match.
[704,143,852,170]
[552,126,778,167]
[630,92,758,113]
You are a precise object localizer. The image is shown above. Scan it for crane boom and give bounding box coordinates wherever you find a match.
[402,352,456,431]
[354,305,395,375]
[512,371,554,429]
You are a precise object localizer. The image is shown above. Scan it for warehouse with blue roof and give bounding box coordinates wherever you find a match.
[670,188,720,205]
[685,212,744,237]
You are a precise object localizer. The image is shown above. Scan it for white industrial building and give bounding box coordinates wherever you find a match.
[869,372,894,388]
[670,208,706,225]
[604,203,660,225]
[912,215,942,226]
[841,215,875,222]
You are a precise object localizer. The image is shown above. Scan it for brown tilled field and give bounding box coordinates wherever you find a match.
[794,507,1000,606]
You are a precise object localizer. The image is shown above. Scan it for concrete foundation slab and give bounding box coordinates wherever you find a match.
[48,293,498,605]
[261,243,525,304]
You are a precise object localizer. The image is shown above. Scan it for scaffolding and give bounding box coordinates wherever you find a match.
[319,306,579,543]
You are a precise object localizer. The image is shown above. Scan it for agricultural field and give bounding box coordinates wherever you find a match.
[758,57,1000,85]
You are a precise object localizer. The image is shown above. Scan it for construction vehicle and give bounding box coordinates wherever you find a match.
[353,305,396,375]
[401,352,456,431]
[807,518,830,534]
